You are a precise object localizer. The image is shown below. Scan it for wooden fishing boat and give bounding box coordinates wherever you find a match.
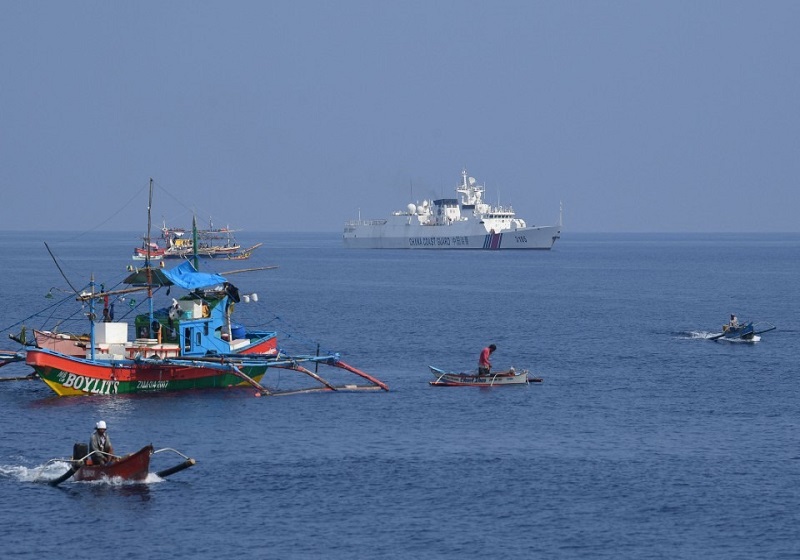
[74,444,153,482]
[46,443,196,486]
[161,220,241,258]
[26,262,280,396]
[132,241,165,261]
[709,320,776,342]
[429,365,539,386]
[26,180,388,397]
[133,221,261,260]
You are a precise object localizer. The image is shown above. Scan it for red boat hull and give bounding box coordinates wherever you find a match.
[73,445,153,482]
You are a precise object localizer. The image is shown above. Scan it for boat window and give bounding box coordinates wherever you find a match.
[196,332,202,347]
[184,328,191,352]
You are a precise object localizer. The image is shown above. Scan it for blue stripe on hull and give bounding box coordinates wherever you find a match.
[483,232,502,249]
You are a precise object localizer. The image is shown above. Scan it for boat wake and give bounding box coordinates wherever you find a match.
[0,460,70,483]
[680,331,761,343]
[0,461,165,485]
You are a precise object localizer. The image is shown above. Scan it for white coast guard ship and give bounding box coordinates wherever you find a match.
[343,169,561,249]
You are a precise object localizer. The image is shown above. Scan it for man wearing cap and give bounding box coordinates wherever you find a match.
[89,420,115,465]
[478,344,496,376]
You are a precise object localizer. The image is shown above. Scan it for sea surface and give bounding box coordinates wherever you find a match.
[1,231,798,559]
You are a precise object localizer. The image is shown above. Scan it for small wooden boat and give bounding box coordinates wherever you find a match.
[74,444,153,482]
[429,365,540,386]
[133,241,166,261]
[46,443,196,486]
[709,321,776,342]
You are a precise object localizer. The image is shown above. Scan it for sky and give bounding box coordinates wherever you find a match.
[1,1,799,233]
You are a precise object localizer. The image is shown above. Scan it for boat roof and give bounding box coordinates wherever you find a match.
[163,261,227,290]
[124,261,227,290]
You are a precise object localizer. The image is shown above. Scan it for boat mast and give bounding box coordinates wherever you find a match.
[192,214,199,271]
[146,178,155,338]
[89,274,96,361]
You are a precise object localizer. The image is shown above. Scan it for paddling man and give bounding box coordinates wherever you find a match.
[89,420,114,465]
[478,344,496,376]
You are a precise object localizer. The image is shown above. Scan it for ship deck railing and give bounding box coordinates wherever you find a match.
[345,219,388,226]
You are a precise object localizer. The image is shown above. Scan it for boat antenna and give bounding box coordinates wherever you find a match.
[146,178,153,268]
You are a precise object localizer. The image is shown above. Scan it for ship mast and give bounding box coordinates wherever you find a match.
[146,178,155,338]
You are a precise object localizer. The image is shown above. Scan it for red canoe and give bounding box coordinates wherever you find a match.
[73,445,153,482]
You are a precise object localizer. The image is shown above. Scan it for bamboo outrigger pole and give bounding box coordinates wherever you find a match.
[288,361,338,391]
[229,365,272,396]
[333,360,389,391]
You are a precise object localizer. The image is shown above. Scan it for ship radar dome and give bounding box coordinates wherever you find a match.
[407,203,417,214]
[469,177,476,186]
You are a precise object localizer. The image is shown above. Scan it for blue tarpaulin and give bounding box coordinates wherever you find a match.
[162,261,227,290]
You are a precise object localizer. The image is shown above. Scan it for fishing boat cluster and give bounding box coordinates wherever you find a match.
[0,180,395,486]
[3,172,775,486]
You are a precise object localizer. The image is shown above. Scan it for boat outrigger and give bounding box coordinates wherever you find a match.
[429,366,541,387]
[43,443,196,486]
[0,350,26,370]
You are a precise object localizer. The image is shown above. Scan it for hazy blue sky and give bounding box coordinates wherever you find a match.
[2,1,798,233]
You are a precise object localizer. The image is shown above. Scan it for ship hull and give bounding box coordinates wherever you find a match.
[343,223,560,249]
[26,349,268,397]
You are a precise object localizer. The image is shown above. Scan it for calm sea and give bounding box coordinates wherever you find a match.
[1,231,798,559]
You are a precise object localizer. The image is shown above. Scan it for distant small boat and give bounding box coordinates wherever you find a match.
[709,321,776,342]
[132,222,262,260]
[45,443,196,486]
[132,242,165,261]
[428,365,540,386]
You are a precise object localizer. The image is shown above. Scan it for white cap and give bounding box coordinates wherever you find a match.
[96,420,107,430]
